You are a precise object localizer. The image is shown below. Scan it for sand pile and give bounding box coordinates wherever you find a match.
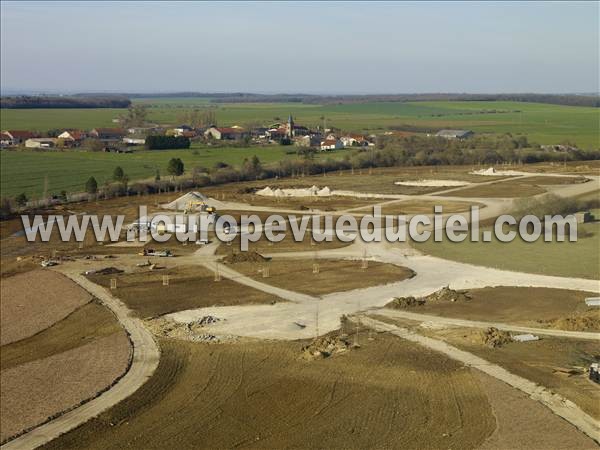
[222,251,269,264]
[394,179,470,187]
[162,191,209,210]
[255,186,333,197]
[301,333,355,360]
[479,327,513,348]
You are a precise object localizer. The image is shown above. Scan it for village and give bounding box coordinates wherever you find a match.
[0,114,476,152]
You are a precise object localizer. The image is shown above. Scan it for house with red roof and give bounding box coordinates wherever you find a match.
[1,130,38,146]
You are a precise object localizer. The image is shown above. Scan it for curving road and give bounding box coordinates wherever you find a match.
[1,270,160,450]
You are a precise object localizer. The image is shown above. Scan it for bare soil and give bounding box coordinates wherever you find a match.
[418,327,600,420]
[88,265,282,318]
[0,332,131,443]
[230,258,414,296]
[391,286,599,331]
[1,301,124,370]
[41,333,498,450]
[0,269,91,345]
[444,181,546,198]
[475,371,596,449]
[215,230,352,255]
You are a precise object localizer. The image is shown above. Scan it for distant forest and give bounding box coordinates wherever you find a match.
[123,92,600,107]
[0,96,131,109]
[2,92,598,108]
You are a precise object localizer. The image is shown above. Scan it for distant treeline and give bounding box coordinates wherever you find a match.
[119,92,599,107]
[0,96,131,109]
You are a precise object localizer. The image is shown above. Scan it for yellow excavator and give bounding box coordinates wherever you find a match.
[183,200,216,215]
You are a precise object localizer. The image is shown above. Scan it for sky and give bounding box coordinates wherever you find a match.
[1,1,598,94]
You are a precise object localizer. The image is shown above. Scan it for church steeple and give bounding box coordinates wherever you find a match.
[286,114,294,137]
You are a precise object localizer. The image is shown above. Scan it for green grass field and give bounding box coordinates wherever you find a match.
[2,100,598,148]
[415,221,600,279]
[0,145,317,198]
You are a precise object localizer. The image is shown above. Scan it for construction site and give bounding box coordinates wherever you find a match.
[1,162,599,449]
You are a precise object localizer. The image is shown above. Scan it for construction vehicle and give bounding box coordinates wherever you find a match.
[184,200,216,215]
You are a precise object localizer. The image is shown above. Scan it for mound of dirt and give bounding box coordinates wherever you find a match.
[542,313,600,332]
[387,296,425,309]
[427,286,471,303]
[301,333,355,360]
[95,267,124,275]
[386,287,470,309]
[222,251,269,264]
[145,317,233,343]
[479,327,513,348]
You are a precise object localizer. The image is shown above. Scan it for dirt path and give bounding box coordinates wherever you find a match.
[369,308,600,341]
[359,316,600,444]
[1,271,160,450]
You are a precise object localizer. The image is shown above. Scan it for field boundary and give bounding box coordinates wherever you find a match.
[1,271,160,450]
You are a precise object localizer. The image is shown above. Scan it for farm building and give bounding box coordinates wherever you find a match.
[89,128,126,142]
[435,129,474,139]
[1,130,37,146]
[295,135,322,148]
[58,130,86,146]
[25,138,58,148]
[204,126,248,140]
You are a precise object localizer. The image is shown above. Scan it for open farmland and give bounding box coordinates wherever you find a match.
[0,145,304,199]
[2,100,598,148]
[40,333,500,449]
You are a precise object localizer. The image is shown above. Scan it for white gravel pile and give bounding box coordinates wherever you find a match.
[394,179,470,187]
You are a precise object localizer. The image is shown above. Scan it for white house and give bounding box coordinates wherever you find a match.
[320,138,344,151]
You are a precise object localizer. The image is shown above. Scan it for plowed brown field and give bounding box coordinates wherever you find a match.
[42,333,497,449]
[0,269,91,345]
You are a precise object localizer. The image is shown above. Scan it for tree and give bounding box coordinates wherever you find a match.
[15,192,28,207]
[85,176,98,194]
[146,135,190,150]
[167,158,184,178]
[155,169,161,181]
[121,104,148,128]
[113,166,125,182]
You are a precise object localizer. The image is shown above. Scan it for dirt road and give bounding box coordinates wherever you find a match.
[169,239,599,340]
[359,316,600,443]
[370,308,600,341]
[1,271,160,450]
